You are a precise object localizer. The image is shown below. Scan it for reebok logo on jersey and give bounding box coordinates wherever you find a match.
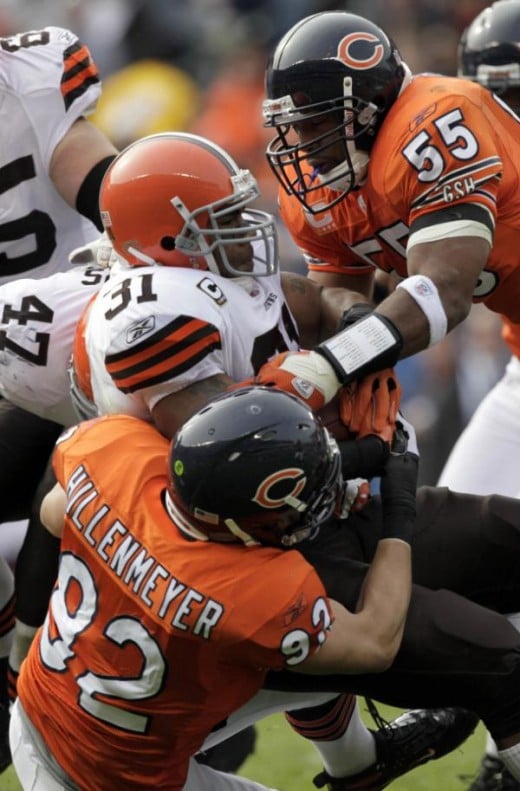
[126,316,156,344]
[282,593,307,626]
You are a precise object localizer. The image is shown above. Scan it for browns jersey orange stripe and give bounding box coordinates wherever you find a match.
[72,296,97,400]
[0,592,14,639]
[60,42,100,110]
[105,315,222,393]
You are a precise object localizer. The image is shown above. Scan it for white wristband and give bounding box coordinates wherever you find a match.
[396,275,447,347]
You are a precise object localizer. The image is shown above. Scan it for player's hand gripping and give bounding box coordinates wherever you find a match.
[246,350,342,411]
[339,368,402,445]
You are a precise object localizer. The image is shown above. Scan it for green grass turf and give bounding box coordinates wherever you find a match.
[2,704,485,790]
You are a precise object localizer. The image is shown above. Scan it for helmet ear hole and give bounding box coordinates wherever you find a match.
[161,236,176,250]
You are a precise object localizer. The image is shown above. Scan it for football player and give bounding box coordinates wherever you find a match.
[262,9,520,388]
[10,386,520,790]
[70,131,369,435]
[67,132,520,790]
[438,3,520,789]
[262,11,520,788]
[0,264,109,426]
[0,25,117,771]
[0,131,468,789]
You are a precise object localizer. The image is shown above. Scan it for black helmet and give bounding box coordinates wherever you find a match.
[263,11,406,213]
[167,386,342,547]
[458,0,520,105]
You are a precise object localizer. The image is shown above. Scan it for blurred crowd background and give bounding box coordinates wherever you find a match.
[0,0,507,485]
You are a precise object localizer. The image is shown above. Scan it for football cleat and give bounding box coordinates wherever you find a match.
[467,754,520,791]
[313,703,479,790]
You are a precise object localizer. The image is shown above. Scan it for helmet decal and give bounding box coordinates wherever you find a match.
[252,468,306,509]
[337,32,386,70]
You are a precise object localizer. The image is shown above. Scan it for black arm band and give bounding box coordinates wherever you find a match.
[338,436,389,480]
[380,453,418,544]
[315,312,403,384]
[75,155,117,231]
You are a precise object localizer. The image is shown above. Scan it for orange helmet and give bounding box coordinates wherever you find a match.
[99,132,278,276]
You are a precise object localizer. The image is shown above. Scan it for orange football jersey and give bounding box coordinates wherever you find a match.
[280,74,520,356]
[18,415,332,790]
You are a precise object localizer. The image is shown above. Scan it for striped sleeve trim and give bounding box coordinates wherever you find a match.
[105,315,222,393]
[410,202,494,236]
[0,592,15,639]
[60,41,100,110]
[410,157,502,211]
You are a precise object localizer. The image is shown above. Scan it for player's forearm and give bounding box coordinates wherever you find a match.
[375,235,489,357]
[317,286,375,341]
[375,289,432,356]
[355,539,412,667]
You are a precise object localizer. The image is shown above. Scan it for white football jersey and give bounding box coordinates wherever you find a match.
[0,27,102,283]
[0,265,109,424]
[75,264,300,420]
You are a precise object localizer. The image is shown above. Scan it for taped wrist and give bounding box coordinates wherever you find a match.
[315,313,403,385]
[380,453,418,544]
[338,436,389,479]
[273,350,342,404]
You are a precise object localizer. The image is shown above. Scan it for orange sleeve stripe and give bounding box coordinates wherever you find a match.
[61,64,98,96]
[109,332,221,392]
[106,316,209,374]
[105,316,222,393]
[0,593,15,638]
[410,157,502,211]
[72,297,98,401]
[61,42,100,108]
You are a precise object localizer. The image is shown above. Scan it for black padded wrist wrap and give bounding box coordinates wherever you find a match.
[316,313,403,385]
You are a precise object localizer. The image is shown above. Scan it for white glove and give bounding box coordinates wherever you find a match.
[68,231,117,268]
[340,478,371,518]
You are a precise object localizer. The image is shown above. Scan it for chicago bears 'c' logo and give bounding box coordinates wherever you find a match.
[337,32,385,70]
[253,468,306,509]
